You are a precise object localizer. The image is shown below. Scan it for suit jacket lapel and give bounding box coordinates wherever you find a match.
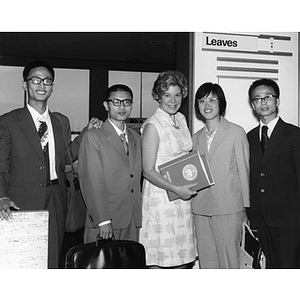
[250,125,264,163]
[262,118,285,166]
[127,129,137,172]
[17,107,45,163]
[50,112,65,169]
[206,118,228,160]
[103,120,129,166]
[194,128,208,157]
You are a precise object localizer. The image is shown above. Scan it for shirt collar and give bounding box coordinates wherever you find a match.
[27,103,50,122]
[260,116,279,137]
[108,118,127,136]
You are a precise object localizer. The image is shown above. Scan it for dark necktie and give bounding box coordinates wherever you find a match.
[261,125,269,154]
[38,120,50,183]
[119,133,128,155]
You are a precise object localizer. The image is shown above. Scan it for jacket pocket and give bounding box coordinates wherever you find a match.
[107,192,117,203]
[280,190,298,200]
[8,185,24,196]
[223,182,241,193]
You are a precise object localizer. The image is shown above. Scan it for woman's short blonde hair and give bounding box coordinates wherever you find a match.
[152,70,188,101]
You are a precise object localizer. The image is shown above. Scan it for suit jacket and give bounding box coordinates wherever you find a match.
[78,119,142,230]
[247,117,300,228]
[192,117,250,215]
[0,107,81,212]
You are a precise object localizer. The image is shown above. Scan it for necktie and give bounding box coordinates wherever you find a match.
[261,125,269,154]
[38,120,48,146]
[119,133,128,155]
[38,120,50,183]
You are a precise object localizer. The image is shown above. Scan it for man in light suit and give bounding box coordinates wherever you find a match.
[192,82,249,268]
[247,78,300,268]
[78,84,142,243]
[0,60,100,268]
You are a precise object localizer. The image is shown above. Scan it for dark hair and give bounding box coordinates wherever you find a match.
[105,84,133,101]
[152,70,188,101]
[248,78,280,101]
[194,82,227,116]
[23,60,55,81]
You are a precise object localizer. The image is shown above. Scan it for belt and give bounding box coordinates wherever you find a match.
[47,179,59,186]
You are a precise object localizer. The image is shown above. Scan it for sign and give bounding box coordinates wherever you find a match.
[202,32,258,52]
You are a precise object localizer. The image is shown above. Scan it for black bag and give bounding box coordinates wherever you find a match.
[239,222,266,269]
[65,236,146,269]
[64,169,86,232]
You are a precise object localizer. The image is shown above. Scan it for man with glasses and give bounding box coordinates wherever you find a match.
[0,60,100,268]
[247,78,300,268]
[78,84,142,243]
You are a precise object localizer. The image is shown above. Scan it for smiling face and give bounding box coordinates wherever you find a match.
[251,85,279,123]
[198,91,220,121]
[23,66,54,106]
[158,85,182,115]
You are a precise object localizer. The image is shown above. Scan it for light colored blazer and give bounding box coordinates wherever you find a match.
[192,117,250,215]
[78,119,142,230]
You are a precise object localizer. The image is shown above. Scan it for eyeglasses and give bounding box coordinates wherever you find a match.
[252,94,276,105]
[27,76,54,86]
[197,97,218,105]
[107,99,133,107]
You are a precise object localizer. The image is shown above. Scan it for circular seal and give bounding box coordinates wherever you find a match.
[182,164,198,181]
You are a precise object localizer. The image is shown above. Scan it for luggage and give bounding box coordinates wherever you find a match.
[65,235,146,269]
[239,222,266,269]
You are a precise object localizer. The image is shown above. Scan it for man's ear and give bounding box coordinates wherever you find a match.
[103,101,108,111]
[22,81,27,91]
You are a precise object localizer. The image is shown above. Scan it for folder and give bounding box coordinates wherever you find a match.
[158,150,214,201]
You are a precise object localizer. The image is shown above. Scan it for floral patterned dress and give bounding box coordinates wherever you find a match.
[140,107,196,267]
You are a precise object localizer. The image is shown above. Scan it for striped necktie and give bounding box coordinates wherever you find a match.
[119,133,128,155]
[38,120,50,183]
[38,120,48,147]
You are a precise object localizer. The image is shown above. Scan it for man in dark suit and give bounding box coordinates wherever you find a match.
[0,60,100,268]
[78,84,142,243]
[247,78,300,268]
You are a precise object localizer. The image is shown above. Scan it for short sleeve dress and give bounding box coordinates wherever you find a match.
[140,107,196,267]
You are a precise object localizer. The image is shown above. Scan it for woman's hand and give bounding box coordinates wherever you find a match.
[87,117,103,130]
[173,183,198,200]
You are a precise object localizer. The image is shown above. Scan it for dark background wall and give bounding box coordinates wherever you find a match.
[0,32,193,128]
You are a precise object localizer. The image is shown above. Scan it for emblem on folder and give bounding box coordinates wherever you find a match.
[182,164,198,181]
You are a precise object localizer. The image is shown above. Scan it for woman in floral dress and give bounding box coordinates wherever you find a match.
[140,70,197,268]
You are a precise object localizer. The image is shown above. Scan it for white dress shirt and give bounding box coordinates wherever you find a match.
[259,116,279,140]
[27,104,58,180]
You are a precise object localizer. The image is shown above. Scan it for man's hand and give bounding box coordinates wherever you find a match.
[98,223,113,239]
[0,197,20,220]
[87,117,103,130]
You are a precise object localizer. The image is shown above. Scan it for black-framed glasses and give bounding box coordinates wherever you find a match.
[252,94,276,105]
[197,97,218,105]
[107,98,133,107]
[27,76,54,86]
